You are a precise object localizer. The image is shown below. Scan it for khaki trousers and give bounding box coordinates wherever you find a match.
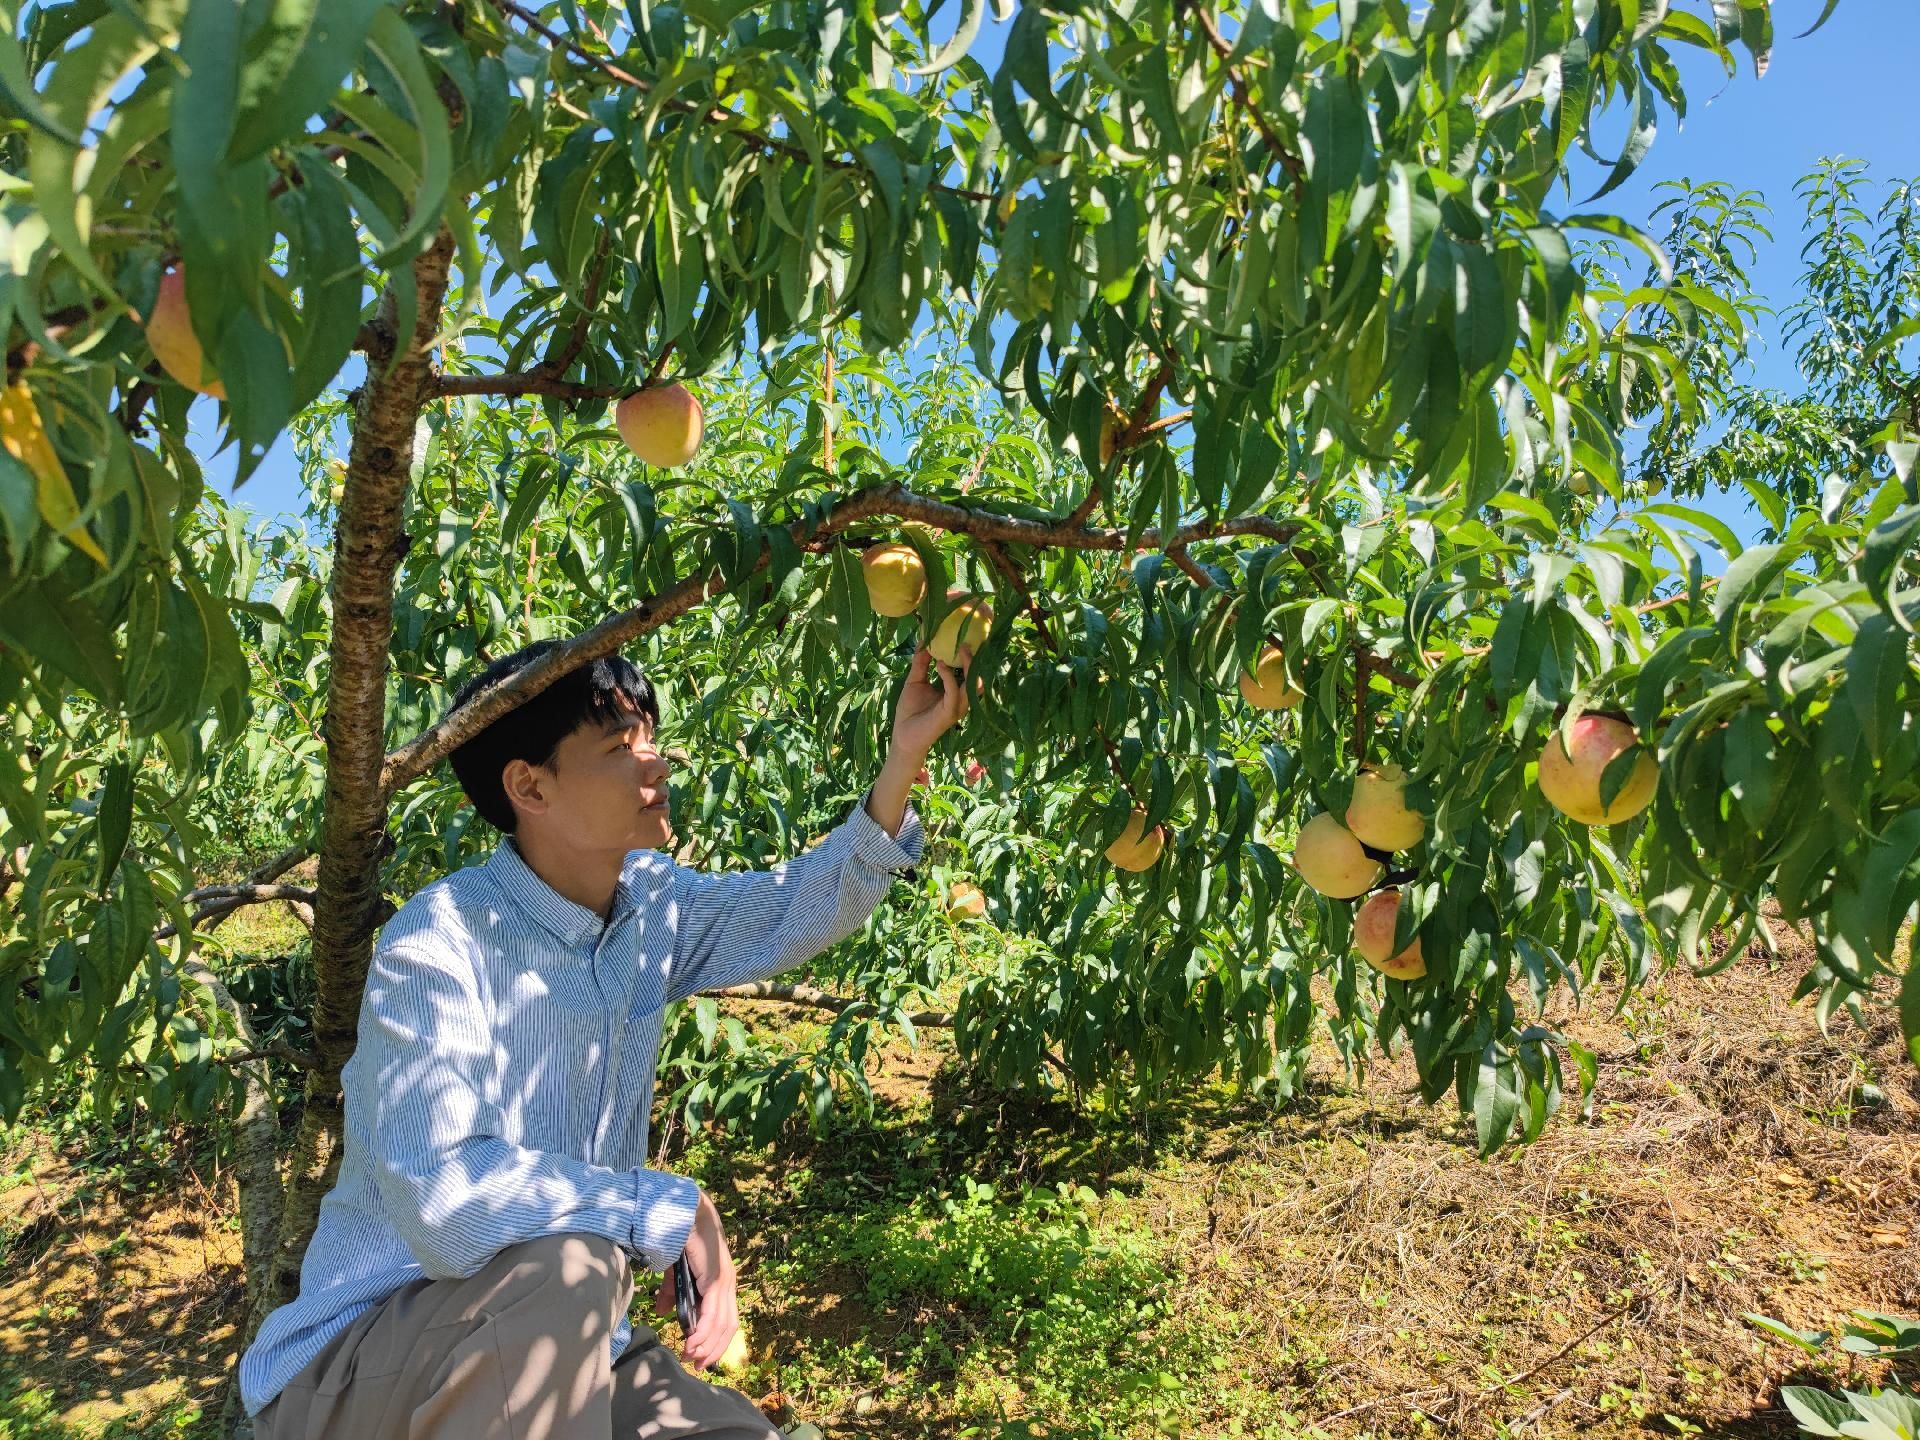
[253,1233,780,1440]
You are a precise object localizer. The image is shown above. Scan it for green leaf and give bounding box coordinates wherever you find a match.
[281,155,367,412]
[91,757,132,893]
[1861,504,1920,630]
[1472,1044,1519,1157]
[1842,614,1907,763]
[1742,1311,1832,1355]
[0,583,123,705]
[228,0,386,165]
[1903,930,1920,1070]
[0,3,81,144]
[355,7,453,266]
[1585,71,1656,202]
[906,0,984,76]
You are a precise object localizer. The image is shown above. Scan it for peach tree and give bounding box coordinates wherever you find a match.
[0,0,1915,1427]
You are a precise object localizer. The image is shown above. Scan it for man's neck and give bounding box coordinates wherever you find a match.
[512,827,622,924]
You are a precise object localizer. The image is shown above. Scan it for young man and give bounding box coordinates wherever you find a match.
[238,636,969,1439]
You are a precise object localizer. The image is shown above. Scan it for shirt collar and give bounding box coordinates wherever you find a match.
[485,836,622,949]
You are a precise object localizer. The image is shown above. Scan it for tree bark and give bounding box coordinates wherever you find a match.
[220,228,454,1439]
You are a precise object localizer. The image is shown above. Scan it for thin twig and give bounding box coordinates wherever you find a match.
[1354,645,1371,758]
[822,342,836,476]
[540,231,612,381]
[213,1040,324,1072]
[1187,4,1306,191]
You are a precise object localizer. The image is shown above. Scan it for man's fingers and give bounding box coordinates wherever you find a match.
[906,646,933,684]
[686,1290,738,1368]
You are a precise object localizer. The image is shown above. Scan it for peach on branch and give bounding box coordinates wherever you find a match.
[1537,715,1658,826]
[861,542,927,617]
[1104,808,1165,872]
[1345,763,1425,852]
[615,384,703,467]
[946,881,987,917]
[930,592,992,667]
[1237,644,1302,711]
[963,759,988,787]
[143,264,226,399]
[1293,813,1382,899]
[1353,888,1425,980]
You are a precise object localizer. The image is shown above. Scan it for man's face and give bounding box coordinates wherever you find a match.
[511,701,674,855]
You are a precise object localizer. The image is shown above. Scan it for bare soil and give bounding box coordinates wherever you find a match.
[2,924,1915,1438]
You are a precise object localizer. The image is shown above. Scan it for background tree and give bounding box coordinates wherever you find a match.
[1,1,1916,1434]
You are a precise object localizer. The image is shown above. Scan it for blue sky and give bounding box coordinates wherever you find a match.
[195,3,1918,530]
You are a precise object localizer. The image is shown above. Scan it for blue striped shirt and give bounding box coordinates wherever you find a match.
[238,796,923,1418]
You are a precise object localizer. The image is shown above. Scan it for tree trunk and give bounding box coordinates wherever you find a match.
[220,229,454,1438]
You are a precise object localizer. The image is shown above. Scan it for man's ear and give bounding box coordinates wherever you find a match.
[500,758,550,821]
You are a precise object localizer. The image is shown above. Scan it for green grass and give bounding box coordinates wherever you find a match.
[0,1366,205,1440]
[663,1061,1301,1439]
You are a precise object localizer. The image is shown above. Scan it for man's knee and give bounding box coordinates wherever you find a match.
[494,1231,630,1303]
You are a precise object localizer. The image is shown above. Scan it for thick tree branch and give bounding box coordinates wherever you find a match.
[155,846,315,941]
[154,884,319,942]
[380,481,1302,795]
[184,882,318,907]
[488,0,993,203]
[706,981,953,1028]
[214,1039,325,1072]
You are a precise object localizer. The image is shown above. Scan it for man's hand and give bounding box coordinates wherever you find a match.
[864,645,970,837]
[653,1189,740,1371]
[889,644,970,763]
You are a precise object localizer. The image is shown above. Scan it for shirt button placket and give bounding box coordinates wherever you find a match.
[586,913,628,1164]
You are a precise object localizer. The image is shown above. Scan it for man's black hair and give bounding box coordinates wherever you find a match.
[447,640,660,834]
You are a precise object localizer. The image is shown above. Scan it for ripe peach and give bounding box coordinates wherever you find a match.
[1293,813,1382,899]
[861,543,927,617]
[615,384,703,467]
[1237,644,1302,711]
[1538,715,1658,826]
[947,881,986,917]
[930,594,992,667]
[144,264,225,399]
[1345,763,1425,852]
[1353,887,1425,980]
[1104,808,1165,872]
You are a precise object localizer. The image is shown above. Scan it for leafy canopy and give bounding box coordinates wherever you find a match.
[0,0,1916,1153]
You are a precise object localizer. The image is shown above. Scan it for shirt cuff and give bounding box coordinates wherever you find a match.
[631,1169,701,1271]
[846,791,925,871]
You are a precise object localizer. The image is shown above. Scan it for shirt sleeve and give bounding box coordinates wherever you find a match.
[660,791,925,1004]
[360,942,701,1279]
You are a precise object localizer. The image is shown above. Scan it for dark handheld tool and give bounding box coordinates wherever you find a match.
[672,1250,702,1336]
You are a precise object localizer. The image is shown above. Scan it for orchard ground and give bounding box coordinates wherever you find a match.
[1,887,1914,1440]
